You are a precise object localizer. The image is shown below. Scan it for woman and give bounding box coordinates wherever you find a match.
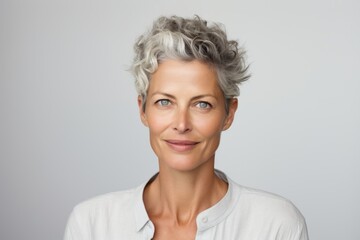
[64,16,309,240]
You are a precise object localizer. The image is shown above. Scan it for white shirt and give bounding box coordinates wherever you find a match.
[64,171,309,240]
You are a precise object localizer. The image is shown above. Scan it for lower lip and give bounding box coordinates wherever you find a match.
[165,142,198,152]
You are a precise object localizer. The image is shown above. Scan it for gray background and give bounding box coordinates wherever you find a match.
[1,0,359,239]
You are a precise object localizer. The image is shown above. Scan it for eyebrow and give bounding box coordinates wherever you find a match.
[151,92,217,101]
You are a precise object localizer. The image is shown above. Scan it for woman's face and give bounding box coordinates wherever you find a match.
[138,60,237,172]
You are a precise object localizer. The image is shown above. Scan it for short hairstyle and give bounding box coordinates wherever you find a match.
[131,15,250,112]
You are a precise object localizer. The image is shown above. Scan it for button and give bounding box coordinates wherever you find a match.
[201,217,208,223]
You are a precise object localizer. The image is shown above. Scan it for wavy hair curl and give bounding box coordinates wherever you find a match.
[131,15,250,112]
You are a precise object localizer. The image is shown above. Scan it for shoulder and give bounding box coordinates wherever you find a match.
[70,187,139,220]
[230,182,308,238]
[64,186,143,240]
[236,183,305,222]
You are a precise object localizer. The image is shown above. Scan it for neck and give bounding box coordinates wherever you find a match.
[143,161,228,225]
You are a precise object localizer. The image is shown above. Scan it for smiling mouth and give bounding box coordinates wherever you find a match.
[165,140,199,152]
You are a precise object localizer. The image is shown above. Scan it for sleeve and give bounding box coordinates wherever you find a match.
[63,206,92,240]
[296,219,309,240]
[272,200,309,240]
[275,217,309,240]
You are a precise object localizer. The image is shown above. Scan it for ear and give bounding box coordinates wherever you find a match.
[138,95,148,127]
[222,98,238,131]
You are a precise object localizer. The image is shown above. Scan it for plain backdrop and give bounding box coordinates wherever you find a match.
[1,0,359,239]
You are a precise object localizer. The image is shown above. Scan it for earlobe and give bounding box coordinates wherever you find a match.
[222,98,238,131]
[138,96,148,127]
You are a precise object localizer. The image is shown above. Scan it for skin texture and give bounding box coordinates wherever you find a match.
[138,60,238,240]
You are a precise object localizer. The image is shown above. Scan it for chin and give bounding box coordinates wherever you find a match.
[160,154,213,172]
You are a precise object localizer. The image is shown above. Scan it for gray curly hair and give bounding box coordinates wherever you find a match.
[131,15,250,112]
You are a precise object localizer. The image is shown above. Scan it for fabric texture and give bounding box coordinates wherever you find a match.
[64,171,309,240]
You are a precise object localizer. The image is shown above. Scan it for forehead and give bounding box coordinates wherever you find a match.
[149,60,222,96]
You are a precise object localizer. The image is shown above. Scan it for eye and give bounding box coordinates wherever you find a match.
[155,99,171,106]
[196,101,212,109]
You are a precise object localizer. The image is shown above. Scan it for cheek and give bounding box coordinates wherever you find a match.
[147,114,171,134]
[194,115,225,137]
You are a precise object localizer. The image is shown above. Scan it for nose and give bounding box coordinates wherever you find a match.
[173,107,192,133]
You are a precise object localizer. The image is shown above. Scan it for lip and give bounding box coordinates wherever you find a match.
[164,139,200,152]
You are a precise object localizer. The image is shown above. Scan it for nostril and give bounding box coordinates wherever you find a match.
[173,126,190,133]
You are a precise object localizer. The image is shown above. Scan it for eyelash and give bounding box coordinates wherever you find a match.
[154,99,212,109]
[195,101,212,109]
[155,99,172,106]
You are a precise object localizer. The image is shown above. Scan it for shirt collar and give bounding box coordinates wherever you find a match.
[134,173,158,232]
[134,182,150,232]
[196,169,240,231]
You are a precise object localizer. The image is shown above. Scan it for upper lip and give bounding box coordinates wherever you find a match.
[165,140,199,145]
